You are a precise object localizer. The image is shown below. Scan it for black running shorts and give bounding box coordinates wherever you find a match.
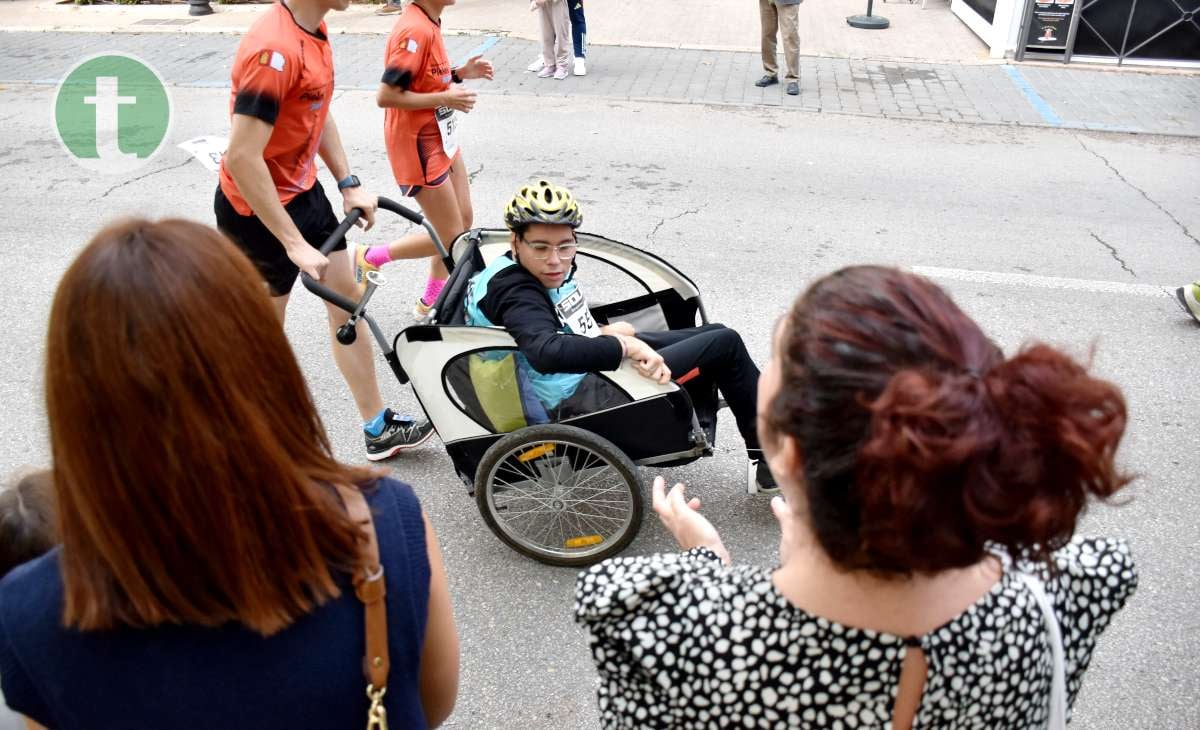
[214,180,346,296]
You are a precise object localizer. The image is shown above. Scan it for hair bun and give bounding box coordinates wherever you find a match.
[855,344,1130,572]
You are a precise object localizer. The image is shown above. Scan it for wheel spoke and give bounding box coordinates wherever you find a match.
[564,509,627,524]
[492,476,557,506]
[562,477,626,501]
[569,508,614,538]
[565,465,619,494]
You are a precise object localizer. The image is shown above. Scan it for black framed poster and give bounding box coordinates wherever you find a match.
[1025,0,1077,50]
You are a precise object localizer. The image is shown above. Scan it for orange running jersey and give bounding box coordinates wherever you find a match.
[382,4,458,187]
[218,1,334,216]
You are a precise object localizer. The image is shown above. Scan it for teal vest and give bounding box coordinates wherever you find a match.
[465,255,586,409]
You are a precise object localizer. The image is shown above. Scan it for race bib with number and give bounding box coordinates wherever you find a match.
[435,106,459,159]
[555,288,600,338]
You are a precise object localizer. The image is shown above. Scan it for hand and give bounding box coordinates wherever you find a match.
[600,322,636,337]
[341,186,377,231]
[459,55,494,81]
[441,85,477,113]
[287,241,329,281]
[651,477,730,564]
[622,336,671,384]
[771,493,804,567]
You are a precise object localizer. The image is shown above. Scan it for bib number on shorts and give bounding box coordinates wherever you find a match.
[436,106,459,159]
[556,289,600,338]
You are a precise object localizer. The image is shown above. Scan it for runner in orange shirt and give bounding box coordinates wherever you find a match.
[356,0,494,321]
[215,0,433,460]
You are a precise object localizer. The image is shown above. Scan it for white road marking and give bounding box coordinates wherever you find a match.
[911,266,1173,299]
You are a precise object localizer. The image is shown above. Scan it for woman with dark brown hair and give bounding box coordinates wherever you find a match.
[0,470,54,580]
[0,219,459,729]
[576,265,1137,729]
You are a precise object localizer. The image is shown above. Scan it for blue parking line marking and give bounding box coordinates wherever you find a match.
[456,34,501,67]
[1002,65,1063,126]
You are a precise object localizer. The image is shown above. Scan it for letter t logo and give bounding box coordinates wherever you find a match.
[84,76,138,162]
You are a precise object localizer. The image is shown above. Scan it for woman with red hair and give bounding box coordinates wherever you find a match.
[576,265,1137,729]
[0,218,459,729]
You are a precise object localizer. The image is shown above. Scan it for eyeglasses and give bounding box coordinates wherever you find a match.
[520,237,578,261]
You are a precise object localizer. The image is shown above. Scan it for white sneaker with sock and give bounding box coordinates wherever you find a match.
[573,57,587,76]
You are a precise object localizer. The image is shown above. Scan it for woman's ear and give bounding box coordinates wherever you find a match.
[769,433,803,485]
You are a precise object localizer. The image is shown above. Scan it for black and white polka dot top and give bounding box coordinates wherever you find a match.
[574,536,1135,729]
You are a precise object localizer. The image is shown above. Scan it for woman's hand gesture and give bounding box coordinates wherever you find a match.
[651,477,730,565]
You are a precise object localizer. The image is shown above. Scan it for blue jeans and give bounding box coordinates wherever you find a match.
[568,0,587,59]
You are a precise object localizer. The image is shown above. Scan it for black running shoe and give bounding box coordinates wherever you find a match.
[365,410,434,461]
[748,457,779,495]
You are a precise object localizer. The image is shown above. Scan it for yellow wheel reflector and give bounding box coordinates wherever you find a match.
[516,443,556,463]
[566,534,604,549]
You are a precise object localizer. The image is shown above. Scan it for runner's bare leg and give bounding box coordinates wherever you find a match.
[322,249,385,421]
[378,155,472,279]
[448,154,474,230]
[270,292,290,323]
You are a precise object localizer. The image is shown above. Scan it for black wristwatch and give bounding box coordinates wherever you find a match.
[451,69,463,84]
[337,174,361,191]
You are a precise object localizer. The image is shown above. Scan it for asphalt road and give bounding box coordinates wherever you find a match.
[0,82,1197,728]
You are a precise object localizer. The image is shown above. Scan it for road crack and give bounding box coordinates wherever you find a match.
[647,207,699,243]
[96,158,192,201]
[468,163,484,183]
[1077,136,1199,248]
[1090,231,1136,278]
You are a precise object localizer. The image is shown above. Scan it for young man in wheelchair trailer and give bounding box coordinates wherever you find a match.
[302,181,774,567]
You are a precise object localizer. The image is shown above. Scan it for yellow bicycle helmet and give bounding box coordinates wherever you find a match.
[504,179,583,230]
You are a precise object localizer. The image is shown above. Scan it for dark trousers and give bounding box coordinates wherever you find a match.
[639,324,760,454]
[568,0,587,59]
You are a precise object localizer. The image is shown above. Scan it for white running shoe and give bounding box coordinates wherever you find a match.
[527,56,545,73]
[573,57,587,76]
[553,65,569,80]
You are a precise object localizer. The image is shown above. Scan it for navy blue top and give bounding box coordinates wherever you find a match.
[0,478,431,730]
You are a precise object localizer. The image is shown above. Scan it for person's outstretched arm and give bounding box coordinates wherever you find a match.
[418,512,459,728]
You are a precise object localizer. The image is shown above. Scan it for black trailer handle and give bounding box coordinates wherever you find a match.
[379,196,423,226]
[300,206,362,314]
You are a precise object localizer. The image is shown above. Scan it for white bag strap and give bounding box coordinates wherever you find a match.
[1017,572,1068,730]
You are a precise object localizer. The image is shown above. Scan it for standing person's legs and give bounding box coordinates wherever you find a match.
[539,5,557,69]
[779,2,801,82]
[568,0,587,59]
[758,0,780,79]
[551,0,571,73]
[638,325,761,451]
[376,0,404,15]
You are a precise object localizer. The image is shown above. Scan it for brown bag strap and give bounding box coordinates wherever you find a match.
[336,485,390,691]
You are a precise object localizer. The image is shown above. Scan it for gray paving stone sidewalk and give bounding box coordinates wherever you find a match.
[1,31,1197,136]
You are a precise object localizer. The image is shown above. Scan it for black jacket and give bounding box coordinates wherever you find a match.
[475,255,623,374]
